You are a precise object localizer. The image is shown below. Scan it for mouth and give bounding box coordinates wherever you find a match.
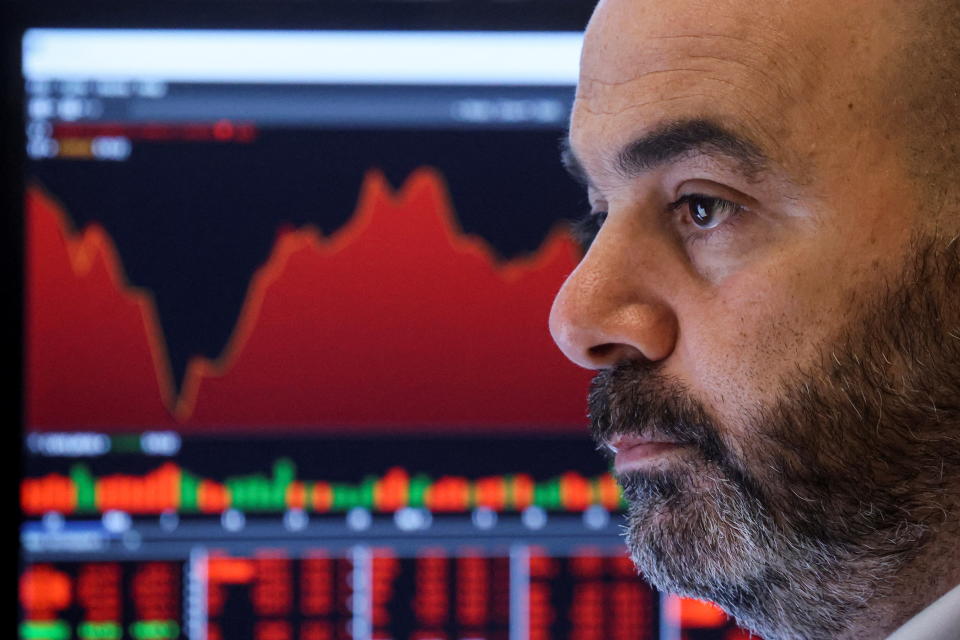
[606,433,690,473]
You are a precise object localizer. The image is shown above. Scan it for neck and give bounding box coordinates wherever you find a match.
[839,523,960,639]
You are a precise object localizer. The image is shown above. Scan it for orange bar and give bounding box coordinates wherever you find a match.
[439,478,455,511]
[144,469,158,513]
[475,476,506,511]
[312,482,332,513]
[118,476,134,512]
[131,476,143,512]
[599,474,621,510]
[55,476,76,513]
[561,472,590,511]
[96,476,112,511]
[429,476,465,512]
[160,462,181,511]
[286,481,306,510]
[21,479,39,515]
[151,466,167,512]
[512,474,534,510]
[207,556,256,584]
[199,480,229,513]
[379,467,409,512]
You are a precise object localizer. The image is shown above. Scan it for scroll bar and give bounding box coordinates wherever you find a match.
[509,544,530,640]
[186,547,208,640]
[350,545,373,640]
[659,593,683,640]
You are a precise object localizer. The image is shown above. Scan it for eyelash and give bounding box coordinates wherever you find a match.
[571,194,745,250]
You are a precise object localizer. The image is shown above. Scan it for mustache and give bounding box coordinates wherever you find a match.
[587,359,726,465]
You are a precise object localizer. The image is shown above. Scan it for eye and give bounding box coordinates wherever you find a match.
[571,194,744,252]
[670,194,744,231]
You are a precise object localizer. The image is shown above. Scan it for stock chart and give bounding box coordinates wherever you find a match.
[19,29,748,640]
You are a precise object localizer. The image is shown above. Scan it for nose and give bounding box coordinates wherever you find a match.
[549,222,679,369]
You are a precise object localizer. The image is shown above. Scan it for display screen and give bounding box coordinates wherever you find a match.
[19,29,747,640]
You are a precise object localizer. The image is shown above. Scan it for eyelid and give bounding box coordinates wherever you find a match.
[668,193,746,215]
[673,179,757,209]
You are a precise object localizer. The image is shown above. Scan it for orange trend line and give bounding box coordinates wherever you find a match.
[30,184,181,415]
[32,167,579,424]
[175,166,577,422]
[171,168,394,420]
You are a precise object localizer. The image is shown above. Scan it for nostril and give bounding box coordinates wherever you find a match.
[588,343,619,360]
[586,342,647,367]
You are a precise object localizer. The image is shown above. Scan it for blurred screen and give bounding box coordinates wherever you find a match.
[18,28,746,640]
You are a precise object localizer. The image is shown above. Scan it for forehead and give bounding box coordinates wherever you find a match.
[570,0,904,184]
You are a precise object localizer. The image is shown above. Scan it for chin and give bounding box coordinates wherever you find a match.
[619,463,774,597]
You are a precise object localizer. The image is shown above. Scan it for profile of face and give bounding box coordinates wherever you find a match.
[549,1,960,638]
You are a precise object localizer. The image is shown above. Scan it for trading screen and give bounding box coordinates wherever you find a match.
[18,29,750,640]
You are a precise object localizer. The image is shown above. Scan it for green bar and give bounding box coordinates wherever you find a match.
[226,478,243,510]
[245,477,262,510]
[534,479,562,510]
[78,621,121,639]
[504,475,515,510]
[130,620,180,640]
[360,476,377,509]
[273,459,294,510]
[547,478,563,509]
[409,474,431,508]
[254,476,272,510]
[180,471,199,513]
[274,458,295,482]
[332,484,358,510]
[20,620,70,640]
[228,476,271,511]
[248,477,260,509]
[330,483,342,509]
[71,464,96,513]
[238,477,253,510]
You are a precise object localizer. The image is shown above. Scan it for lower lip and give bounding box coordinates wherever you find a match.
[614,443,686,472]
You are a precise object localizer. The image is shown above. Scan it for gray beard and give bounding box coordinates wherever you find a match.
[589,236,960,639]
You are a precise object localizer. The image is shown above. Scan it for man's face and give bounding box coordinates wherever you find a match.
[550,0,960,637]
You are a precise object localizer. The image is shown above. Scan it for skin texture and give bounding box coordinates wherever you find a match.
[549,0,960,637]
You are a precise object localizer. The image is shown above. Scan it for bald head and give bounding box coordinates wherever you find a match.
[572,0,955,202]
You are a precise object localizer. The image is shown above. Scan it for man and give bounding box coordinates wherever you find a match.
[548,1,960,638]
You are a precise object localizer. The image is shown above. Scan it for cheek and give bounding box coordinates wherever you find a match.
[673,263,840,435]
[666,186,916,436]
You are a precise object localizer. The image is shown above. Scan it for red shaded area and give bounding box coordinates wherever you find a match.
[26,168,592,432]
[26,186,178,427]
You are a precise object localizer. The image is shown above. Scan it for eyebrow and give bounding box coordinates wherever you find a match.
[561,118,771,187]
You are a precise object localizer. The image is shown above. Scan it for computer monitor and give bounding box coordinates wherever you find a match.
[10,5,746,639]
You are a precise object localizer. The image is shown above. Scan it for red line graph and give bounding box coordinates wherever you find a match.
[26,168,592,432]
